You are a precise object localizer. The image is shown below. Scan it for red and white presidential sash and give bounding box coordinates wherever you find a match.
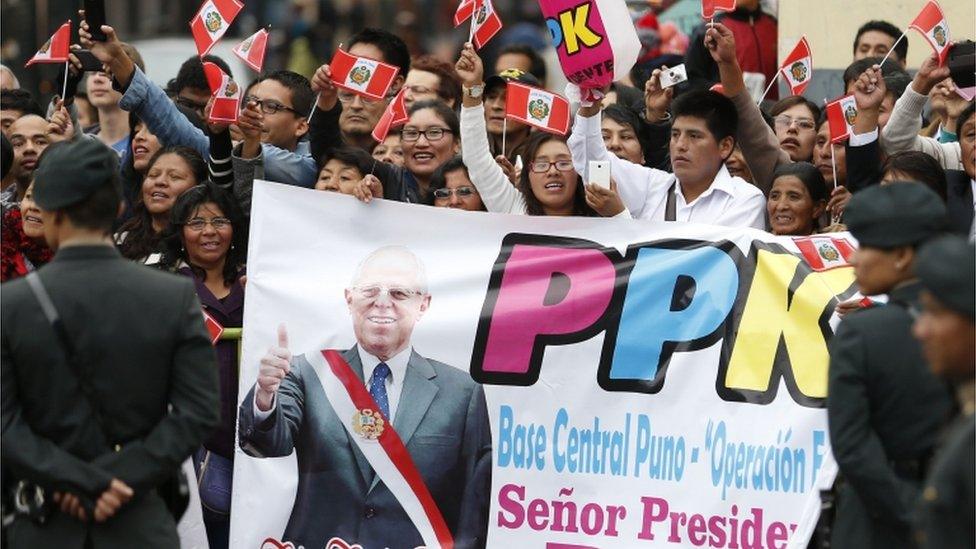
[305,349,454,549]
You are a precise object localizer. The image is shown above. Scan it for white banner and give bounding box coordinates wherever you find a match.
[231,181,858,549]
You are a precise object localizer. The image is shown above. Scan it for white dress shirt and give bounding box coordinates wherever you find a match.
[253,346,413,423]
[568,110,766,229]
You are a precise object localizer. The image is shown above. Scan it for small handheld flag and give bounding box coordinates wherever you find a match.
[233,28,269,73]
[190,0,244,57]
[702,0,736,20]
[329,49,400,101]
[909,0,951,65]
[504,82,571,135]
[454,0,476,26]
[825,94,858,144]
[779,36,813,96]
[203,61,241,123]
[371,87,409,143]
[794,236,855,271]
[25,21,71,67]
[470,0,503,49]
[202,309,225,345]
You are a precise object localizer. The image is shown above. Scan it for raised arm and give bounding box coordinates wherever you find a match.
[708,22,788,194]
[456,43,528,214]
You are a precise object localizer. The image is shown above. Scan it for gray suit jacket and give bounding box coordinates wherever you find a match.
[238,346,491,549]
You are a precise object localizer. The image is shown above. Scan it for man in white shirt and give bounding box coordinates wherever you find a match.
[569,88,766,229]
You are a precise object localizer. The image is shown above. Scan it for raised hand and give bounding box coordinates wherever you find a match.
[204,97,229,135]
[912,52,951,96]
[455,43,484,91]
[255,324,292,411]
[585,179,626,217]
[353,174,384,203]
[311,64,338,111]
[47,99,74,143]
[644,66,674,123]
[495,155,518,186]
[853,66,886,112]
[704,22,737,66]
[77,11,124,67]
[238,100,264,159]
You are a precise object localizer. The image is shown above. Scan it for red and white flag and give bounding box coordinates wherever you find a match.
[329,49,400,101]
[454,0,476,26]
[702,0,736,19]
[233,28,269,73]
[825,94,857,144]
[203,61,241,124]
[202,308,225,345]
[794,236,855,271]
[470,0,503,50]
[909,0,951,64]
[505,82,570,135]
[779,36,813,96]
[25,21,71,67]
[190,0,244,57]
[371,87,408,143]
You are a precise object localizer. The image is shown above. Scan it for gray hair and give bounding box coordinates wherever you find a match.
[350,245,429,294]
[0,64,20,90]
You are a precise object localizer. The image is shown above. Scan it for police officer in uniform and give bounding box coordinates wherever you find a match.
[911,235,975,549]
[827,183,954,548]
[1,138,220,548]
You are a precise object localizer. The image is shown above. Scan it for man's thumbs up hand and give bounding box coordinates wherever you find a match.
[256,323,292,411]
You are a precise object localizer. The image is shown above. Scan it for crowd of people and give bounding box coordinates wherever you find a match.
[0,3,973,549]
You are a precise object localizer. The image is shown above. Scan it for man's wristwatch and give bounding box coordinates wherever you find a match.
[464,83,485,99]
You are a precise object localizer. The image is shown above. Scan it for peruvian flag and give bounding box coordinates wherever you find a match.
[454,0,476,26]
[470,0,503,50]
[202,308,225,345]
[329,49,400,101]
[233,28,269,73]
[779,36,813,96]
[25,21,71,67]
[203,61,241,123]
[372,87,408,143]
[190,0,244,57]
[505,82,570,135]
[909,0,951,65]
[702,0,736,19]
[825,94,857,144]
[794,236,855,271]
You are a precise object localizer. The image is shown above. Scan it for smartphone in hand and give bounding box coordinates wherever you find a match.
[588,160,611,189]
[73,49,104,72]
[83,0,108,41]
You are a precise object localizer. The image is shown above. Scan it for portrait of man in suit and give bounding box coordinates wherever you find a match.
[238,245,491,549]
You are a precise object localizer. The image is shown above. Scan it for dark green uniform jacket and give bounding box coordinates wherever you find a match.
[915,409,975,549]
[827,281,954,548]
[1,245,220,549]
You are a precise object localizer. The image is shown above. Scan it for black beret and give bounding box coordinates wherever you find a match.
[844,183,946,248]
[916,235,975,320]
[33,139,121,210]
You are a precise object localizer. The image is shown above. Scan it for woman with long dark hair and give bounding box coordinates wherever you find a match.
[116,146,207,263]
[159,182,247,549]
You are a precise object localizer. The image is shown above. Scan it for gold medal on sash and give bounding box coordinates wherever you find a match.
[352,409,385,440]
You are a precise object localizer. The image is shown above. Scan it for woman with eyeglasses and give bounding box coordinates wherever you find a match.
[427,156,486,212]
[116,146,207,264]
[159,182,247,549]
[455,43,623,217]
[769,96,821,163]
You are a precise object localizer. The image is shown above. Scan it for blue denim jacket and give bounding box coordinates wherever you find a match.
[118,67,317,187]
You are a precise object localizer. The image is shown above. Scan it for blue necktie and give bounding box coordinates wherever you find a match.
[369,362,391,420]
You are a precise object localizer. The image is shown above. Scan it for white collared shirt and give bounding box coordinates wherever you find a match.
[357,346,411,423]
[567,111,765,229]
[253,346,413,422]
